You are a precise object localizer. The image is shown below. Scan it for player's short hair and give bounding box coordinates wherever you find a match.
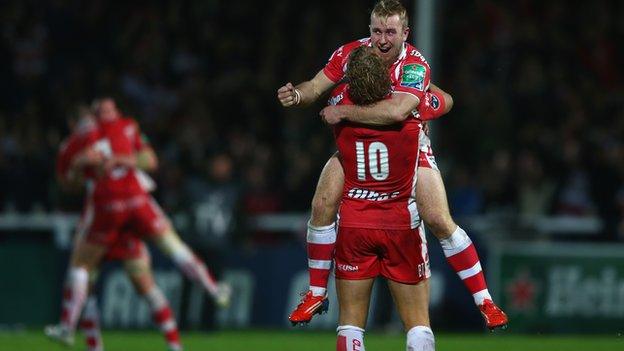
[346,46,391,106]
[371,0,409,28]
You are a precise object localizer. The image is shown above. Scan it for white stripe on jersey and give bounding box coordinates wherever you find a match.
[419,225,431,279]
[408,130,421,229]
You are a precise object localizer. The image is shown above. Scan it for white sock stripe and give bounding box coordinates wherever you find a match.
[309,286,327,296]
[440,227,473,256]
[70,267,89,284]
[444,241,472,257]
[145,287,168,310]
[307,221,337,244]
[308,259,332,270]
[458,262,482,280]
[407,325,435,351]
[336,325,365,333]
[307,220,336,232]
[160,319,177,332]
[472,289,492,305]
[407,325,433,337]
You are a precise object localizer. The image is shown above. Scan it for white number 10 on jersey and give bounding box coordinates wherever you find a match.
[356,141,389,181]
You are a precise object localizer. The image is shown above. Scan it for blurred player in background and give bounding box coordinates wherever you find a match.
[48,105,183,351]
[332,45,435,351]
[46,98,231,346]
[278,0,507,330]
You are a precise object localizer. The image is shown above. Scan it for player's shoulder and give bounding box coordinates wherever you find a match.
[118,116,142,133]
[402,43,430,67]
[119,116,139,126]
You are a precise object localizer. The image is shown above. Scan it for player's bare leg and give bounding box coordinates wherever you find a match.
[289,154,343,325]
[335,278,373,351]
[387,279,435,350]
[310,154,344,228]
[46,240,107,346]
[124,249,182,351]
[416,167,508,330]
[152,227,231,308]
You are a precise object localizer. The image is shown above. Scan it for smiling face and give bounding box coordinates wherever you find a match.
[369,14,409,65]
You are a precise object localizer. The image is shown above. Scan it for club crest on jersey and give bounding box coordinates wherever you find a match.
[400,64,426,91]
[430,94,440,110]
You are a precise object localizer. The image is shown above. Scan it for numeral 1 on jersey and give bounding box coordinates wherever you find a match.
[355,141,389,181]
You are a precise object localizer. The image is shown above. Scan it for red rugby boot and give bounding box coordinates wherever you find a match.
[288,291,329,326]
[479,299,508,331]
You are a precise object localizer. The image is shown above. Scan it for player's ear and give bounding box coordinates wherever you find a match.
[403,26,410,40]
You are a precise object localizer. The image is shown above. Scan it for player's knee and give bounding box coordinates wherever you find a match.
[124,258,149,277]
[423,211,456,239]
[406,326,435,351]
[154,230,195,266]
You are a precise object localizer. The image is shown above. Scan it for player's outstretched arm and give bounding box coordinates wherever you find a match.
[277,70,335,107]
[320,92,419,125]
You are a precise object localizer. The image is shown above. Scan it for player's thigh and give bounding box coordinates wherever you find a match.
[71,238,108,270]
[123,245,155,296]
[133,196,172,238]
[416,167,456,236]
[310,152,344,226]
[336,278,375,328]
[387,278,430,330]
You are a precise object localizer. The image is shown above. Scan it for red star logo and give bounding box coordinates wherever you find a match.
[505,269,539,313]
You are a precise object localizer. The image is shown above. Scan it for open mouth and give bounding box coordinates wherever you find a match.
[378,46,391,54]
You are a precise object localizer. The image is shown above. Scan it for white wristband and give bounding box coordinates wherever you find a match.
[293,89,302,105]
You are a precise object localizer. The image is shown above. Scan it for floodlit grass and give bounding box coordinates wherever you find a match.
[1,329,622,351]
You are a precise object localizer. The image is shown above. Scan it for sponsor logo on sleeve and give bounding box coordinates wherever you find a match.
[400,64,426,91]
[430,94,440,110]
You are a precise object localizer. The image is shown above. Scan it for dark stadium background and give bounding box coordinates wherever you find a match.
[0,0,623,349]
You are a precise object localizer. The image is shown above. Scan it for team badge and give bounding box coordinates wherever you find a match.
[430,94,440,110]
[400,64,426,91]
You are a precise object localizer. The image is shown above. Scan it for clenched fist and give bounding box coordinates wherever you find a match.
[277,82,301,107]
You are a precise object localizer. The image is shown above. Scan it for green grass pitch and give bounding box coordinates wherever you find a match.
[1,329,622,351]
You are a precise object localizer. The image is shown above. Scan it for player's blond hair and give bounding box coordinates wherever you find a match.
[371,0,409,28]
[346,46,391,106]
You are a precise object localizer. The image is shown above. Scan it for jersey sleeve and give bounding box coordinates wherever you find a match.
[322,45,347,83]
[418,90,446,121]
[393,59,431,103]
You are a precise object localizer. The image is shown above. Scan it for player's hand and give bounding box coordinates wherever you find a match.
[103,157,117,172]
[75,148,104,167]
[320,105,345,125]
[422,121,430,135]
[277,82,300,107]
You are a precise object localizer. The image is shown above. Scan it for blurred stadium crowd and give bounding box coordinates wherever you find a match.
[0,0,622,243]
